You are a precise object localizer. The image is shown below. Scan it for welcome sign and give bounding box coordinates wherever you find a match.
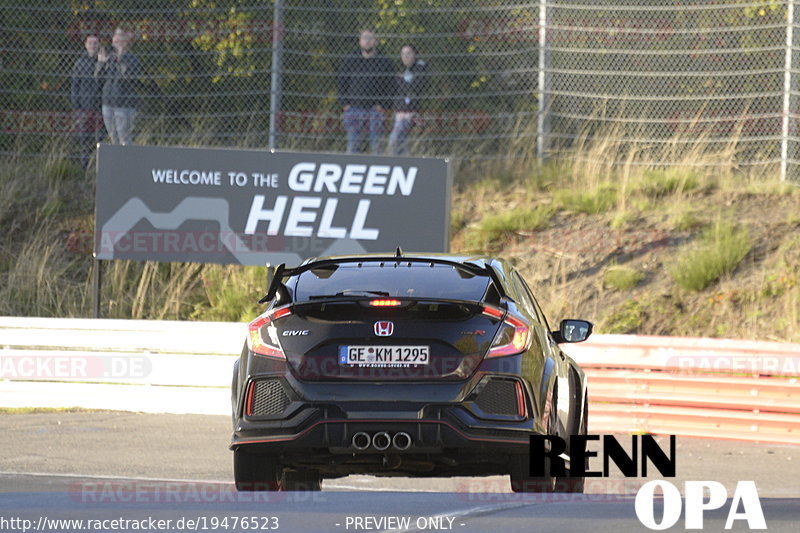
[94,145,450,266]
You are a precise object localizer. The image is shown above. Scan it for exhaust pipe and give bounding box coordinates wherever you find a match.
[352,432,371,450]
[392,432,412,450]
[372,432,391,451]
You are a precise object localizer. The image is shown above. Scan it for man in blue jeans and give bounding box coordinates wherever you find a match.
[95,28,142,145]
[337,29,395,154]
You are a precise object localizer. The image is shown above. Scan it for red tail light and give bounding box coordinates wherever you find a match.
[247,306,292,358]
[370,299,401,307]
[244,381,256,416]
[487,314,530,358]
[515,381,528,418]
[482,305,505,319]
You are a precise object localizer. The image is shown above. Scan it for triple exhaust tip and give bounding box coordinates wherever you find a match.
[352,432,371,450]
[392,432,412,450]
[351,431,412,451]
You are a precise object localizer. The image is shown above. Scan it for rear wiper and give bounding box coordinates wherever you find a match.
[308,289,390,299]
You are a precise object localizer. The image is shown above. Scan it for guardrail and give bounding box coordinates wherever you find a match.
[562,335,800,446]
[0,317,242,414]
[1,317,799,444]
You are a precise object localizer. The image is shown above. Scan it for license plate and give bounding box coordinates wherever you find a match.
[339,345,430,366]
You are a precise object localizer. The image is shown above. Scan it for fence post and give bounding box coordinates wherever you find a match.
[782,0,794,182]
[537,0,550,160]
[269,0,286,151]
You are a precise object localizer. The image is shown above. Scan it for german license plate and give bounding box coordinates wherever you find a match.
[339,345,430,366]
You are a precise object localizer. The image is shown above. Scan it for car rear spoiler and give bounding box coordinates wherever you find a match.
[258,257,508,304]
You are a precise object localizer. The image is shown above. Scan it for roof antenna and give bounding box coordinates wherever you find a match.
[395,246,403,257]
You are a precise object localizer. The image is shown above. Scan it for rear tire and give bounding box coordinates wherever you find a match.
[281,469,322,491]
[560,393,589,493]
[234,449,281,491]
[510,385,558,493]
[509,454,556,493]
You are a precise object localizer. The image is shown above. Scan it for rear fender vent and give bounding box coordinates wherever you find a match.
[474,379,520,417]
[247,378,291,416]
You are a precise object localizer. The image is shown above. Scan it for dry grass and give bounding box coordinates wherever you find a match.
[452,122,799,341]
[1,122,798,343]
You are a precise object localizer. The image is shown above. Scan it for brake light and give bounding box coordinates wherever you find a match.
[370,299,401,307]
[482,305,504,319]
[487,314,530,357]
[247,306,292,358]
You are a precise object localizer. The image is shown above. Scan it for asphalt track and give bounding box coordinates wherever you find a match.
[0,412,798,532]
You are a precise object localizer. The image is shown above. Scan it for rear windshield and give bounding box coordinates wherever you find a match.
[292,262,491,302]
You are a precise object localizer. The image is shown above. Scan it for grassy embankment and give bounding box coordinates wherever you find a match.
[0,133,798,341]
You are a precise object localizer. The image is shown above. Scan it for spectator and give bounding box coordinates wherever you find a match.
[71,34,102,168]
[388,45,427,156]
[95,28,142,145]
[337,29,395,154]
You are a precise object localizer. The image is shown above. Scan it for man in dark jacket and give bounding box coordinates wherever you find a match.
[71,34,102,167]
[95,28,142,145]
[337,29,395,154]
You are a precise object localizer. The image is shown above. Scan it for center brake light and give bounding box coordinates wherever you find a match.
[247,306,292,358]
[483,306,530,358]
[370,299,402,307]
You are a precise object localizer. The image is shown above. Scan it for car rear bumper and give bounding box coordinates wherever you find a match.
[231,400,534,455]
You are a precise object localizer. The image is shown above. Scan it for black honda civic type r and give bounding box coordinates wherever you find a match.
[230,253,592,492]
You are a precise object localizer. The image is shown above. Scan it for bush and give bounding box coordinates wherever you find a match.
[603,300,646,333]
[603,266,645,291]
[636,168,700,198]
[668,209,704,232]
[669,219,751,291]
[479,205,554,233]
[554,183,616,214]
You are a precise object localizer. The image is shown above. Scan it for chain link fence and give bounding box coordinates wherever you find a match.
[1,1,798,178]
[544,0,799,181]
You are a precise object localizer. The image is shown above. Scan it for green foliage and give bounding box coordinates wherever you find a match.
[744,181,798,196]
[479,206,554,233]
[603,299,645,334]
[527,162,569,191]
[603,266,644,291]
[191,265,264,322]
[668,209,704,232]
[450,209,468,235]
[45,159,83,185]
[636,168,700,198]
[554,183,616,214]
[610,211,638,229]
[472,176,508,193]
[669,219,751,291]
[37,198,65,218]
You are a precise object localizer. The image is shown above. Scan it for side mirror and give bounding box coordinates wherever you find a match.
[559,319,593,343]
